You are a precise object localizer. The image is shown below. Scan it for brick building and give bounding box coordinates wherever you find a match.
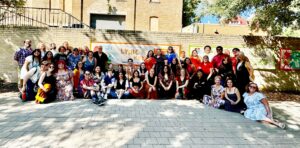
[25,0,183,32]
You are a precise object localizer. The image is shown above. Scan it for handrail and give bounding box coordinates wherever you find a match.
[0,6,90,28]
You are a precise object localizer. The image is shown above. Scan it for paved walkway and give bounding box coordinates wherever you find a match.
[0,92,300,148]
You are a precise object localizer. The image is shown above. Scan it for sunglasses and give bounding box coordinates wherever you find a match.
[249,85,257,89]
[85,73,91,75]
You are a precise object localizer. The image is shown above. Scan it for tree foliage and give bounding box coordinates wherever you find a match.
[183,0,201,27]
[205,0,300,35]
[0,0,26,21]
[0,0,26,7]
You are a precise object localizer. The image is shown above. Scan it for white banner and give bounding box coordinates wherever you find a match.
[91,42,181,64]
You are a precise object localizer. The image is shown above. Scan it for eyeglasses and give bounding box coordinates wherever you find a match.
[85,73,91,75]
[249,85,257,89]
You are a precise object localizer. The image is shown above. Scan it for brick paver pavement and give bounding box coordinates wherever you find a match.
[0,92,300,148]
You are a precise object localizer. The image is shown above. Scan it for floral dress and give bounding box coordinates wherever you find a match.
[56,70,74,101]
[243,92,268,121]
[203,85,225,108]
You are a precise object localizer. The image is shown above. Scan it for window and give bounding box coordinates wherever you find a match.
[150,17,159,31]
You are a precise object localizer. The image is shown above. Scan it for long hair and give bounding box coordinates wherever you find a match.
[139,62,147,74]
[42,51,53,61]
[133,70,140,78]
[147,50,154,58]
[183,57,191,69]
[31,49,41,66]
[161,65,171,76]
[168,46,175,53]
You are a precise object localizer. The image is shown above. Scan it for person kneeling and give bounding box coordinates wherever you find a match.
[81,70,105,105]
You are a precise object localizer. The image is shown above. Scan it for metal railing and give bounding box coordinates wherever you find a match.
[0,6,90,28]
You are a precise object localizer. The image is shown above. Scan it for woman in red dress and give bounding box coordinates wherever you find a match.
[183,57,196,80]
[200,55,214,80]
[175,68,190,99]
[190,49,202,69]
[144,50,156,72]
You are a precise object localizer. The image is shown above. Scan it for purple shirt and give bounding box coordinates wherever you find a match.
[14,48,32,67]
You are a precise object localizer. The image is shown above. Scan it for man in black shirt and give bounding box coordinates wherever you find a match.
[93,45,108,72]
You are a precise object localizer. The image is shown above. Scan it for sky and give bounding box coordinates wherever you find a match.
[197,3,255,24]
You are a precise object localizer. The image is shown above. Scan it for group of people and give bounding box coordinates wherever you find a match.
[14,39,285,129]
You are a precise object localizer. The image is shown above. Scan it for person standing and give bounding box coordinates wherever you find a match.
[165,46,177,65]
[212,46,230,69]
[54,46,68,64]
[231,48,240,74]
[49,43,57,57]
[67,48,81,70]
[93,45,108,72]
[144,50,156,72]
[154,49,166,75]
[14,39,32,91]
[199,45,214,62]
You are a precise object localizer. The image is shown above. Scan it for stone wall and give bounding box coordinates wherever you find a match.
[0,27,300,92]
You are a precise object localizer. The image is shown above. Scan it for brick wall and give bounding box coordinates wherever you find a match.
[0,27,300,92]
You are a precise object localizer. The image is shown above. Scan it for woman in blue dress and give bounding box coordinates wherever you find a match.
[83,51,97,72]
[243,82,285,129]
[165,46,177,65]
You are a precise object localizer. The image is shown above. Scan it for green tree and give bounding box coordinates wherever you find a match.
[0,0,26,21]
[183,0,201,27]
[204,0,300,35]
[0,0,26,7]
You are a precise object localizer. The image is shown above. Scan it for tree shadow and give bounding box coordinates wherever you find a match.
[1,93,300,147]
[243,35,300,92]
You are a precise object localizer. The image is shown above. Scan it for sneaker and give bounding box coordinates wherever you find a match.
[278,122,286,129]
[97,100,105,106]
[92,96,98,104]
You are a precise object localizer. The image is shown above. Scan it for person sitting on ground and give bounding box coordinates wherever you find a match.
[224,78,243,113]
[114,72,130,99]
[191,69,210,101]
[101,69,117,99]
[175,68,190,99]
[203,76,225,108]
[145,68,157,99]
[243,82,286,129]
[128,70,144,99]
[35,62,56,104]
[81,70,105,105]
[55,60,74,101]
[158,65,176,99]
